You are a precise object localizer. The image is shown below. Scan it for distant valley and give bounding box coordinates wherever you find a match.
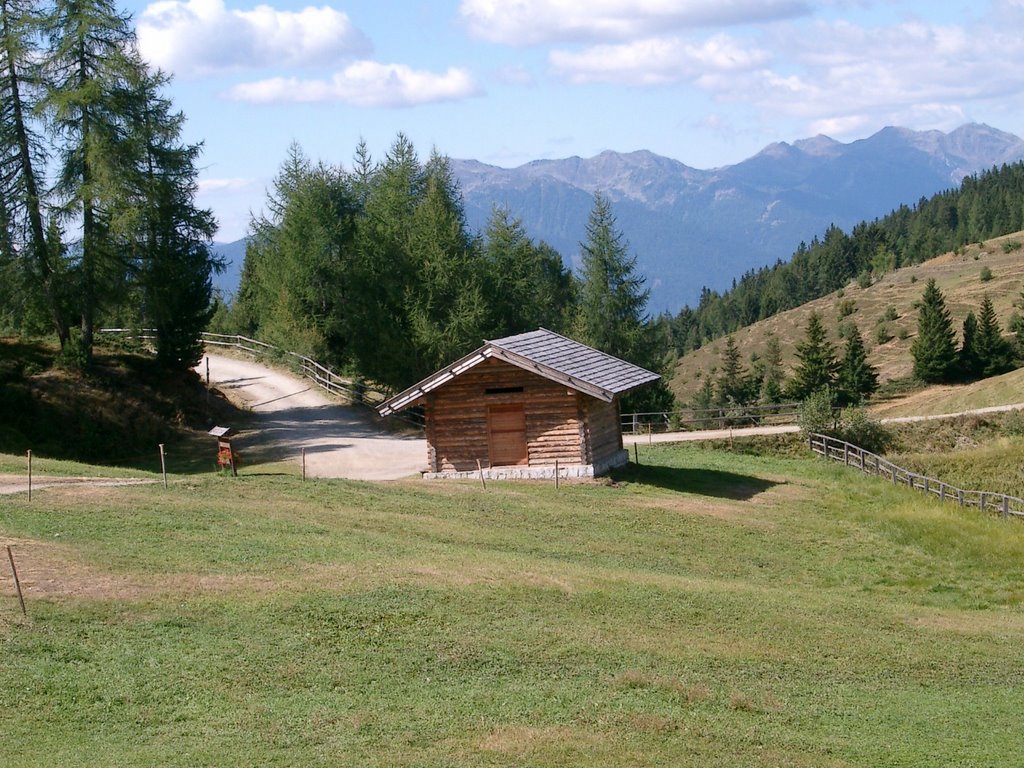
[214,123,1024,312]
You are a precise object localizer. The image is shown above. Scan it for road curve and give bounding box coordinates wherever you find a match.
[201,353,427,480]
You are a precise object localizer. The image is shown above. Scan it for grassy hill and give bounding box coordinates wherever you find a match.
[2,442,1024,765]
[0,337,241,469]
[670,231,1024,405]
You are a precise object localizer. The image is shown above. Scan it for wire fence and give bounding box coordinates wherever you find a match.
[809,432,1024,520]
[621,402,802,435]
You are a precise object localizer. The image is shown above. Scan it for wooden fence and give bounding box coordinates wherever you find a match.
[100,329,424,429]
[622,402,801,435]
[809,433,1024,520]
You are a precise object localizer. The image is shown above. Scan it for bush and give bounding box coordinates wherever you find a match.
[881,305,899,322]
[837,298,857,319]
[1002,240,1021,254]
[875,323,893,344]
[897,326,909,340]
[836,407,892,454]
[980,266,993,282]
[799,388,837,436]
[857,271,872,289]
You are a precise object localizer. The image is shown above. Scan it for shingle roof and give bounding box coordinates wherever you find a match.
[377,328,660,416]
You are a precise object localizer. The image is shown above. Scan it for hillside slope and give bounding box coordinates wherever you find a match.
[669,232,1024,404]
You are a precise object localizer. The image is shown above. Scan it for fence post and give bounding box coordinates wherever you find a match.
[980,492,987,513]
[939,484,945,503]
[958,489,964,507]
[1002,496,1009,519]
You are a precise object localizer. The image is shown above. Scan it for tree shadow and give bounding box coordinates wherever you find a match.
[613,463,778,501]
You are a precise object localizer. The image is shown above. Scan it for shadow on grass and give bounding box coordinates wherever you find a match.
[613,462,778,501]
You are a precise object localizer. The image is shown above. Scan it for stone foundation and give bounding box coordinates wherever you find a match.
[423,449,629,481]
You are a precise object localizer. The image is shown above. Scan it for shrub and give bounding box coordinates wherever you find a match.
[875,324,893,344]
[837,319,856,339]
[882,305,899,322]
[837,298,857,319]
[799,388,837,436]
[980,266,993,282]
[1002,240,1022,254]
[857,271,872,289]
[837,407,892,454]
[897,326,909,340]
[910,274,918,283]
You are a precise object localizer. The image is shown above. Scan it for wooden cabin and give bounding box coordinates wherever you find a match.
[377,329,660,479]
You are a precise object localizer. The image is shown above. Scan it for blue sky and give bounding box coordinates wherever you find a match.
[121,0,1024,241]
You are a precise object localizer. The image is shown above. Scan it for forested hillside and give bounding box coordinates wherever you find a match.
[0,0,218,370]
[228,137,672,409]
[670,162,1024,355]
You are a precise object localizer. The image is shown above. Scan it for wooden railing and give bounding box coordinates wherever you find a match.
[622,402,801,434]
[99,328,424,429]
[809,433,1024,520]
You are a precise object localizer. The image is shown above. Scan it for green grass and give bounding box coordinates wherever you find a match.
[2,444,1024,766]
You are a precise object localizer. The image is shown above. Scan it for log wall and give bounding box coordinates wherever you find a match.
[582,397,623,467]
[423,358,594,472]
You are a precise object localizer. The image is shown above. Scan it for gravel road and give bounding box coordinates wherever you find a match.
[202,353,426,480]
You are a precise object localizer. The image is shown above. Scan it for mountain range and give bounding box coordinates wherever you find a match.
[214,123,1024,313]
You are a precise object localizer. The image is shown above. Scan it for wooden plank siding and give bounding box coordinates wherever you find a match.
[423,357,588,472]
[582,398,622,467]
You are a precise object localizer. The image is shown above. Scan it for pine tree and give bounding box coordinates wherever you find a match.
[958,311,980,379]
[126,65,219,370]
[715,335,746,405]
[576,191,650,364]
[788,312,838,399]
[836,325,878,404]
[910,279,958,383]
[759,332,785,403]
[974,295,1014,378]
[481,206,574,337]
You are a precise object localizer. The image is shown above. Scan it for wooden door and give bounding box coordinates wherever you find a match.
[487,405,528,466]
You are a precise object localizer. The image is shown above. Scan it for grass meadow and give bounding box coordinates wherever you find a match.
[2,443,1023,766]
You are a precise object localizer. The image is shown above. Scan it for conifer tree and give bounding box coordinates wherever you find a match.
[788,312,838,399]
[126,65,219,370]
[576,191,650,364]
[759,332,785,403]
[0,0,68,341]
[43,0,143,359]
[958,311,980,379]
[715,335,746,405]
[974,295,1014,378]
[836,325,878,404]
[911,279,958,383]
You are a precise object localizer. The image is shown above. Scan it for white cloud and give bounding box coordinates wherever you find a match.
[550,34,770,85]
[459,0,809,46]
[226,62,481,107]
[137,0,370,77]
[197,177,257,194]
[727,18,1024,136]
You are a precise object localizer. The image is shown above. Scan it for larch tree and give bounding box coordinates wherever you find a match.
[0,0,68,341]
[42,0,142,360]
[576,191,650,364]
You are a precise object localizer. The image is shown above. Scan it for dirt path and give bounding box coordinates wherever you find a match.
[201,353,426,480]
[623,401,1024,445]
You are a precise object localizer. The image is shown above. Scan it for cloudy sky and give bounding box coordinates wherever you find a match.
[123,0,1024,241]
